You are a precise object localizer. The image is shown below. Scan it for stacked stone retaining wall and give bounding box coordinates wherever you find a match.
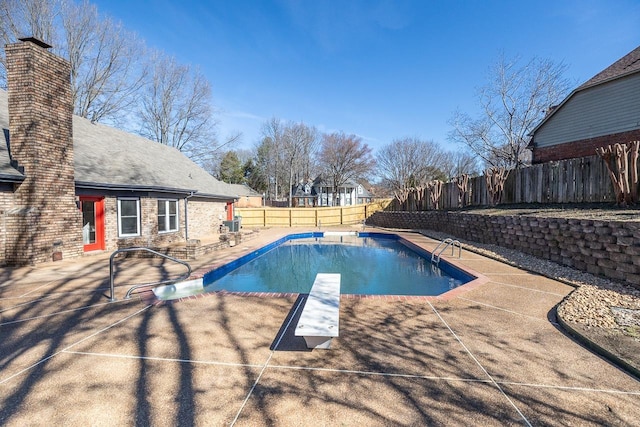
[367,211,640,289]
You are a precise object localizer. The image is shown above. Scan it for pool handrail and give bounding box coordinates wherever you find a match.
[108,247,192,302]
[431,238,462,264]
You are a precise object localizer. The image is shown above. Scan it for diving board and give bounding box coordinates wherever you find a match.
[295,273,341,349]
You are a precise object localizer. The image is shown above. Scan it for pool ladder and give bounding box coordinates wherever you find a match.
[109,247,192,302]
[431,238,462,265]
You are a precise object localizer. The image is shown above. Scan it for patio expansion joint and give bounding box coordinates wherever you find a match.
[482,272,537,276]
[0,304,153,386]
[456,296,559,325]
[229,292,307,426]
[0,299,133,326]
[496,380,640,396]
[486,281,568,297]
[60,349,497,385]
[61,350,266,369]
[426,300,534,427]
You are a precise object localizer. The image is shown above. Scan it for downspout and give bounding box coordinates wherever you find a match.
[184,192,195,241]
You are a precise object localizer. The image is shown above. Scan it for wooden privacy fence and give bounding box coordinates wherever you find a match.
[394,155,620,211]
[236,201,388,227]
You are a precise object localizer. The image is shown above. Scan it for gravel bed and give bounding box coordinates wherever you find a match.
[420,230,640,339]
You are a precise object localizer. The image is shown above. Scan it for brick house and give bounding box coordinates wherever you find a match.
[0,38,237,266]
[229,183,263,208]
[529,45,640,163]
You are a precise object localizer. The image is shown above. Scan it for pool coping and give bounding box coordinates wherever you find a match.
[145,230,490,305]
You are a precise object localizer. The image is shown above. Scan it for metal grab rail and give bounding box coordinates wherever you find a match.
[109,247,192,302]
[431,238,462,265]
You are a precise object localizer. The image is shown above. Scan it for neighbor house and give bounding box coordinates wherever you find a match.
[528,45,640,163]
[0,38,237,266]
[229,183,263,208]
[290,176,374,207]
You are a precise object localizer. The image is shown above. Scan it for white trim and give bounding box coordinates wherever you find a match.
[117,198,140,237]
[157,199,179,233]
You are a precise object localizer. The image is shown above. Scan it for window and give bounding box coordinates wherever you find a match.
[118,198,140,237]
[158,199,178,232]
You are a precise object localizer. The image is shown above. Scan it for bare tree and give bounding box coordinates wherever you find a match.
[456,174,470,208]
[255,118,319,204]
[1,0,147,124]
[62,0,147,124]
[376,137,445,197]
[317,132,375,206]
[282,122,318,207]
[440,150,479,181]
[596,141,639,207]
[137,51,216,160]
[258,117,286,201]
[427,180,443,210]
[0,0,61,87]
[485,167,509,206]
[449,54,572,169]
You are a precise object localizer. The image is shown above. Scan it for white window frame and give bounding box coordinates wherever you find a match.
[157,199,179,233]
[117,198,140,237]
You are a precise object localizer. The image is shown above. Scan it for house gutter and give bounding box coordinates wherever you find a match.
[75,181,237,201]
[184,191,195,241]
[74,181,197,195]
[0,173,25,183]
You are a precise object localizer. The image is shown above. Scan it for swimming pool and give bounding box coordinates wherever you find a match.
[200,232,474,297]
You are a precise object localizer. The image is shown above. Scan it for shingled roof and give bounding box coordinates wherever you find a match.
[577,45,640,90]
[0,89,236,200]
[226,183,262,197]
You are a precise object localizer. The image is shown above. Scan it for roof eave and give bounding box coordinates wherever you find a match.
[578,68,640,91]
[75,181,237,201]
[0,173,25,183]
[75,181,197,195]
[193,192,237,201]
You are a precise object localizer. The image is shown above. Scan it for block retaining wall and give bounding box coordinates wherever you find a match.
[367,211,640,289]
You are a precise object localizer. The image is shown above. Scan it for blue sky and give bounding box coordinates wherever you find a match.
[92,0,640,154]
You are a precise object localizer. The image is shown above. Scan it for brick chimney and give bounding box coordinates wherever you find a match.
[5,37,82,264]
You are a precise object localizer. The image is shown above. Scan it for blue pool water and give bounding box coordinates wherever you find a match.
[203,232,474,296]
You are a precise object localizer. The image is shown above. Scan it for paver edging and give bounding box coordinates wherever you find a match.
[555,303,640,381]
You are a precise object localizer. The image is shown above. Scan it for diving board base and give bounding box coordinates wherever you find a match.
[302,335,334,349]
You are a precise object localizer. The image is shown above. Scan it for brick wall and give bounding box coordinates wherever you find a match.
[533,129,640,163]
[187,199,226,238]
[100,196,226,252]
[0,189,15,265]
[367,211,640,289]
[5,39,83,265]
[103,196,185,251]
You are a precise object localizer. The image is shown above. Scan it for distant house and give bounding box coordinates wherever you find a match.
[229,183,263,208]
[528,45,640,163]
[0,38,237,266]
[290,176,374,207]
[291,180,316,207]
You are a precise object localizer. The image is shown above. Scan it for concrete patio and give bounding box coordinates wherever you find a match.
[1,228,638,426]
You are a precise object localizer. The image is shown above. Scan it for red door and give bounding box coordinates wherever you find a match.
[80,196,105,251]
[226,202,234,221]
